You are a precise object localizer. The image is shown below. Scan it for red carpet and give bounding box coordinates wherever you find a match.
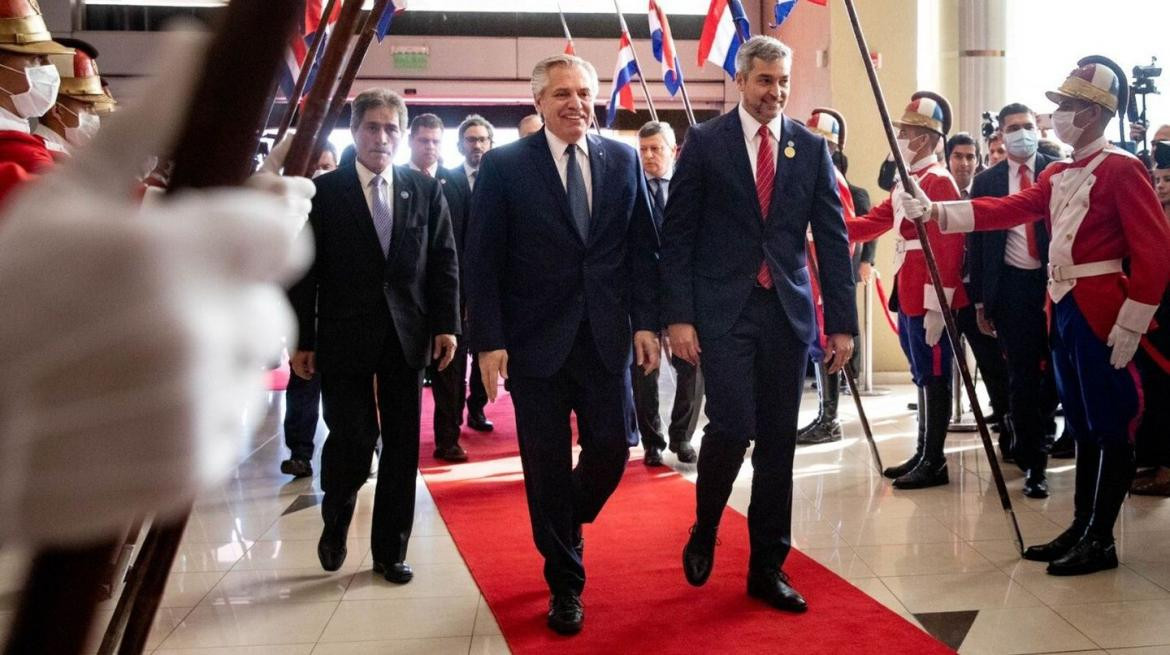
[418,391,952,654]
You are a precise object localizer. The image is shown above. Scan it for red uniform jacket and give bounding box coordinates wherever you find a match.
[0,130,53,205]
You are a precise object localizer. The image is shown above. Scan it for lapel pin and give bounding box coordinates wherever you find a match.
[784,141,796,159]
[439,178,446,185]
[400,191,409,199]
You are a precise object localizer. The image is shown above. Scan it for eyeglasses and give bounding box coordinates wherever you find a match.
[463,136,492,145]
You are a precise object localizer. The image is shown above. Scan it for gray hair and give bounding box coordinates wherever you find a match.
[637,121,676,148]
[530,54,600,100]
[350,88,408,131]
[458,114,495,141]
[734,35,792,79]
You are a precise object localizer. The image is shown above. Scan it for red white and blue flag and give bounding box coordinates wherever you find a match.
[648,0,683,96]
[606,32,640,128]
[698,0,751,78]
[278,0,340,100]
[772,0,826,28]
[375,0,407,42]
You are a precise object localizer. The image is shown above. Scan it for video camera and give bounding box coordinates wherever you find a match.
[980,111,996,140]
[1133,57,1161,96]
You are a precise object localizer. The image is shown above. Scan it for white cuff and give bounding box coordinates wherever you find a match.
[975,302,984,310]
[937,201,974,233]
[1116,298,1159,334]
[923,284,956,313]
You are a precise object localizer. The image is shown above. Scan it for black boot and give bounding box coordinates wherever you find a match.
[894,379,951,490]
[1048,443,1134,576]
[884,386,926,479]
[797,364,842,445]
[1025,443,1098,561]
[796,363,826,440]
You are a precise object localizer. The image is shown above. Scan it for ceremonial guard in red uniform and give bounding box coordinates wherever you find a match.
[797,107,856,445]
[34,38,115,161]
[847,92,965,489]
[0,0,72,202]
[908,60,1170,575]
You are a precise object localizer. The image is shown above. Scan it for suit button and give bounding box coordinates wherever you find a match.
[383,282,390,290]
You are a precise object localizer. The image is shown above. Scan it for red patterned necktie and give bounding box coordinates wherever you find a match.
[755,125,775,289]
[1020,164,1039,260]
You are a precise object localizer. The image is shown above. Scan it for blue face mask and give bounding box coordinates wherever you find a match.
[1004,127,1038,158]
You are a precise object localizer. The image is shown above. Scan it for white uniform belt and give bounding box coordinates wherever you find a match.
[895,240,922,255]
[1047,259,1123,283]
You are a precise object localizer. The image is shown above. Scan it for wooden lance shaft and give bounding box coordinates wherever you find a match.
[839,0,1024,555]
[275,0,341,145]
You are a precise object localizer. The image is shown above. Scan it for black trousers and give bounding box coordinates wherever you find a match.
[510,324,634,596]
[956,303,1010,419]
[630,355,704,450]
[467,354,488,415]
[430,343,468,449]
[319,328,422,564]
[1136,350,1170,468]
[283,371,321,461]
[990,266,1058,471]
[695,287,808,571]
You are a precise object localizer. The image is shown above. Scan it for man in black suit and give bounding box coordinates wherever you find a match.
[634,120,702,467]
[465,54,660,635]
[289,89,460,584]
[968,103,1059,498]
[663,36,857,612]
[451,114,495,434]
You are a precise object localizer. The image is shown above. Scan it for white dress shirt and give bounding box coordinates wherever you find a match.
[463,161,478,191]
[355,160,393,217]
[32,124,69,156]
[738,103,782,177]
[1003,154,1042,270]
[545,128,592,212]
[0,107,29,134]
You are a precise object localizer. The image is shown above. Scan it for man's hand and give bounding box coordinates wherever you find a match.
[479,349,509,402]
[667,323,701,366]
[976,306,996,337]
[291,350,316,380]
[823,333,854,374]
[633,330,660,374]
[432,334,457,371]
[924,310,946,346]
[1107,323,1140,369]
[858,261,874,285]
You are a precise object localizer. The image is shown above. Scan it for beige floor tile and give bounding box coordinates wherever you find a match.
[473,595,502,636]
[1107,647,1170,654]
[958,606,1097,655]
[1119,532,1170,563]
[803,494,926,523]
[853,542,998,577]
[800,546,878,580]
[357,535,465,567]
[1011,567,1170,606]
[939,510,1065,543]
[206,568,356,605]
[183,508,285,543]
[343,562,478,600]
[311,637,472,654]
[260,509,373,541]
[172,540,252,573]
[86,605,191,653]
[469,635,512,655]
[969,539,1032,571]
[1056,600,1170,649]
[155,646,315,655]
[846,577,921,628]
[157,601,337,649]
[1127,561,1170,592]
[153,571,228,608]
[838,515,959,547]
[318,595,478,642]
[233,540,367,571]
[881,571,1044,613]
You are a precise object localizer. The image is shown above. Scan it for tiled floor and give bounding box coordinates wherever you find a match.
[1,373,1169,654]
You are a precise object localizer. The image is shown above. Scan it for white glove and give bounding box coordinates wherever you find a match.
[247,171,316,229]
[1107,323,1141,369]
[898,181,932,221]
[924,309,945,346]
[0,30,311,547]
[258,133,294,175]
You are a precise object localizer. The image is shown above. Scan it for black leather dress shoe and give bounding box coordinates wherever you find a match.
[747,569,808,613]
[1023,525,1084,562]
[795,420,843,445]
[280,458,313,478]
[467,411,494,432]
[683,524,718,586]
[1047,536,1118,576]
[1023,473,1049,499]
[644,447,664,467]
[373,560,414,584]
[671,441,697,464]
[433,444,469,462]
[317,534,347,572]
[547,593,584,635]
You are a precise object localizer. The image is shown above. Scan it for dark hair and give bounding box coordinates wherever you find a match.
[409,113,444,135]
[457,114,494,141]
[945,132,977,160]
[832,150,849,175]
[997,102,1034,126]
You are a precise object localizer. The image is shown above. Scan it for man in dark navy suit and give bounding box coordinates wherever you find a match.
[968,103,1059,498]
[289,89,460,584]
[465,54,660,635]
[662,36,857,612]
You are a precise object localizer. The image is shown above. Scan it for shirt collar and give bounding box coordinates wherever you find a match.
[0,107,29,134]
[1007,153,1037,176]
[545,127,589,161]
[738,103,783,143]
[463,161,477,178]
[1074,136,1109,162]
[356,160,391,189]
[33,123,70,155]
[909,156,936,174]
[649,168,673,183]
[409,161,438,177]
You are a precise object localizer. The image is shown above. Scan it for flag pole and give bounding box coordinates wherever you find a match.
[611,0,658,123]
[839,0,1024,555]
[555,0,575,54]
[275,0,340,144]
[677,76,697,126]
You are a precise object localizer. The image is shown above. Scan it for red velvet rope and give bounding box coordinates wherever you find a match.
[873,277,900,336]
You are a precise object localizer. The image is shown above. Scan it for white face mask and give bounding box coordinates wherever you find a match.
[59,104,100,147]
[897,135,925,164]
[0,63,60,119]
[1004,128,1038,159]
[1052,108,1088,146]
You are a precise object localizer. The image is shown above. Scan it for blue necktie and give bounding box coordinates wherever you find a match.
[370,174,393,256]
[651,177,667,214]
[565,144,590,240]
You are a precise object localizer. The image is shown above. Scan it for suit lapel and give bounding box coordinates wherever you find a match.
[722,111,763,229]
[586,134,608,246]
[529,130,584,245]
[386,166,412,265]
[767,116,793,224]
[342,164,387,263]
